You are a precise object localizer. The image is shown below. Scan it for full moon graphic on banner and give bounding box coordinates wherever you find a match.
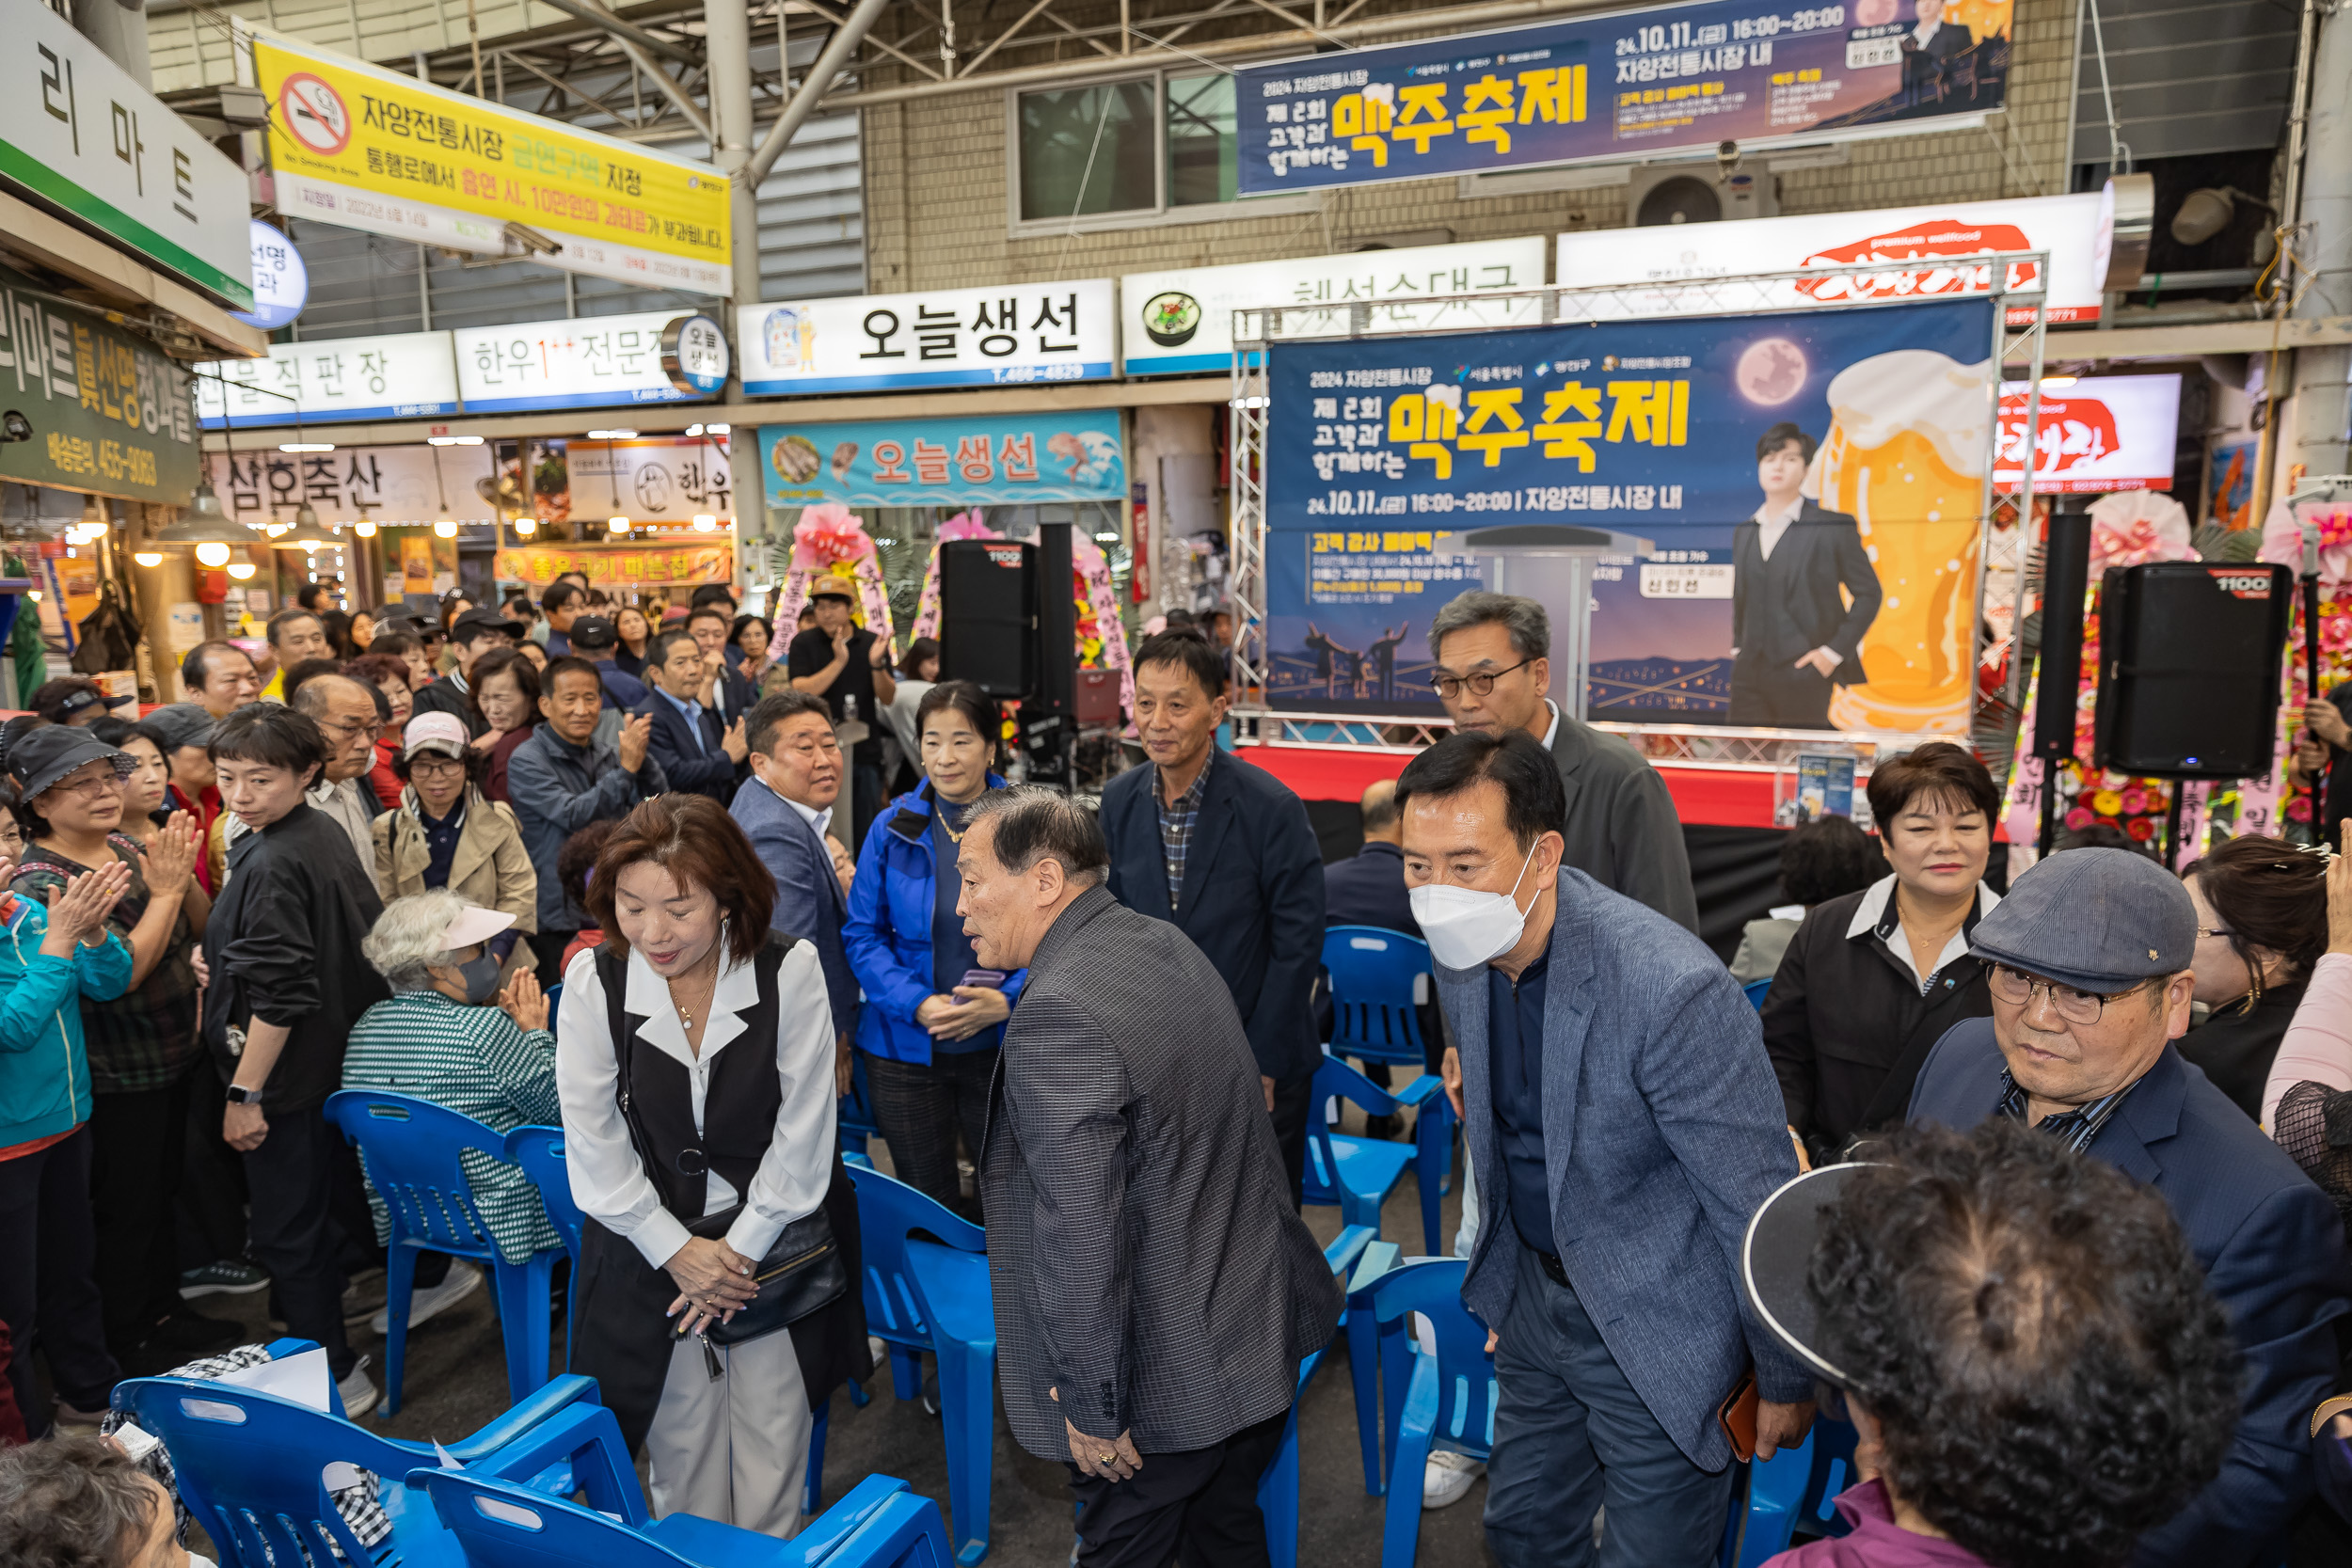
[1261,295,1997,735]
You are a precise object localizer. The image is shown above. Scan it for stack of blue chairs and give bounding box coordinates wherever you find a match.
[1304,1054,1454,1258]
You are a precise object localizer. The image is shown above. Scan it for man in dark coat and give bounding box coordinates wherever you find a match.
[960,785,1340,1566]
[1899,0,1975,103]
[1099,632,1326,1204]
[1908,848,2352,1568]
[1729,422,1883,729]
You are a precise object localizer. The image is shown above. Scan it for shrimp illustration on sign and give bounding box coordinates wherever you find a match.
[1045,430,1120,487]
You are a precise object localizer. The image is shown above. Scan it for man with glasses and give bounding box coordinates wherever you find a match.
[732,692,857,1094]
[1425,591,1696,934]
[220,673,383,885]
[1909,847,2352,1567]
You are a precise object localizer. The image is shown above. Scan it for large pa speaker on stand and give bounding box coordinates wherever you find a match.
[1021,523,1077,788]
[939,538,1033,698]
[2031,508,2095,858]
[2093,561,2294,864]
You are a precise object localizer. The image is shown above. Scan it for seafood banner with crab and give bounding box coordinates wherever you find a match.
[757,414,1125,511]
[1258,294,1998,736]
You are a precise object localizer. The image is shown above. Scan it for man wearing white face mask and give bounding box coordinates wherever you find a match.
[1396,728,1812,1568]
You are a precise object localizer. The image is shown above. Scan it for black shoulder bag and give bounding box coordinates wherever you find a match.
[603,939,848,1349]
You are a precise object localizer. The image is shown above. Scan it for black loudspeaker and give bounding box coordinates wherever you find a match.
[2032,508,2093,760]
[1020,523,1078,786]
[2094,562,2294,778]
[939,539,1032,698]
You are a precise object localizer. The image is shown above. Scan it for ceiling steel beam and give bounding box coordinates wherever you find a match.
[743,0,888,183]
[529,0,703,67]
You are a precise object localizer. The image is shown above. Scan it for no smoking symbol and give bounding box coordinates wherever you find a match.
[279,73,351,156]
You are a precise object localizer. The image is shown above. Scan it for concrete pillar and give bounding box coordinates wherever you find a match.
[704,0,762,309]
[2284,2,2352,482]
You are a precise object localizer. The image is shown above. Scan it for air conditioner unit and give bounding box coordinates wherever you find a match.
[1626,163,1778,226]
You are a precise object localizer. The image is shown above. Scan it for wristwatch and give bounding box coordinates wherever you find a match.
[224,1083,264,1105]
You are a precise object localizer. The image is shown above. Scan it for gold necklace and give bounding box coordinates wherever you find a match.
[666,967,718,1030]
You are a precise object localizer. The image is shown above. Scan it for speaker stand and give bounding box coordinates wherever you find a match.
[2161,785,2185,872]
[2036,757,2060,861]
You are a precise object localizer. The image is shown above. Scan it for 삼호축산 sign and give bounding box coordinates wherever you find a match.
[250,25,731,294]
[1235,0,2012,196]
[0,261,202,506]
[1257,295,1997,739]
[760,414,1125,510]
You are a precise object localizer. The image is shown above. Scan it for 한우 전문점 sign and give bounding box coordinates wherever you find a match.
[454,311,726,413]
[6,3,251,308]
[1235,0,2011,196]
[1121,236,1547,377]
[739,280,1114,395]
[195,330,461,427]
[1556,192,2106,325]
[251,25,731,295]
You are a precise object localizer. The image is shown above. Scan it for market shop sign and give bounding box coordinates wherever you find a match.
[1994,373,2183,494]
[760,413,1124,510]
[1556,193,2107,325]
[231,220,310,331]
[204,442,500,526]
[454,311,726,413]
[6,4,251,309]
[492,541,733,587]
[194,329,461,427]
[739,279,1114,396]
[0,261,201,506]
[1121,236,1547,377]
[249,24,731,295]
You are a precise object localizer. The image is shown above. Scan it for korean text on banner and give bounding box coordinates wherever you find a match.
[1256,296,1996,739]
[493,542,733,587]
[250,27,731,295]
[0,261,201,506]
[454,312,721,412]
[8,3,250,309]
[1235,0,2011,196]
[196,330,460,427]
[205,444,501,526]
[740,279,1114,395]
[761,415,1125,510]
[1556,193,2103,325]
[1122,236,1547,377]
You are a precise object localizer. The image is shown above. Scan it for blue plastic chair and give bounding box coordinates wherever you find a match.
[840,1053,880,1161]
[1304,1053,1454,1257]
[845,1164,995,1564]
[545,980,563,1038]
[1724,1415,1859,1567]
[114,1358,633,1568]
[503,1125,584,1370]
[1324,926,1437,1069]
[1255,1225,1375,1568]
[1743,977,1772,1010]
[413,1466,953,1568]
[1368,1259,1498,1568]
[1342,1238,1406,1494]
[324,1090,568,1415]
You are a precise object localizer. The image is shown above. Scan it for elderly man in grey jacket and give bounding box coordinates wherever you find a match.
[956,784,1340,1568]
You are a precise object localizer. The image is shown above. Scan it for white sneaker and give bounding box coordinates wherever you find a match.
[337,1355,379,1419]
[371,1262,482,1335]
[1423,1449,1486,1509]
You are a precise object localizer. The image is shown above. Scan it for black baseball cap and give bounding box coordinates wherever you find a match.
[568,614,618,651]
[8,725,134,802]
[451,606,521,643]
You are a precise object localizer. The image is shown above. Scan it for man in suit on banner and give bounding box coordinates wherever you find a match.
[1729,422,1882,730]
[958,784,1340,1566]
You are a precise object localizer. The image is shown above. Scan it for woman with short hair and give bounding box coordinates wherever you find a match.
[469,648,542,805]
[613,606,654,681]
[1763,741,2001,1164]
[0,1433,182,1568]
[2178,834,2328,1123]
[556,795,867,1532]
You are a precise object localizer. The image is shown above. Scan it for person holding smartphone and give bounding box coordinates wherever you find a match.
[843,682,1022,1219]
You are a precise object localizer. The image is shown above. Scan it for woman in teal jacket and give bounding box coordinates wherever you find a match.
[0,788,135,1437]
[842,682,1023,1217]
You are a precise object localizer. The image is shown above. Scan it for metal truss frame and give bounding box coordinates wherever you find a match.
[1224,256,2051,771]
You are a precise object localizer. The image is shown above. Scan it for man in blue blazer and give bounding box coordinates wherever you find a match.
[686,603,759,727]
[1908,847,2351,1568]
[640,627,748,804]
[1100,632,1326,1203]
[1396,728,1814,1565]
[730,691,856,1087]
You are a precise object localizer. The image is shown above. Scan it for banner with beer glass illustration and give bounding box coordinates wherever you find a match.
[1260,296,1997,734]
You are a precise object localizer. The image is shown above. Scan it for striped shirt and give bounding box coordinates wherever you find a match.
[341,990,563,1264]
[1994,1067,2136,1155]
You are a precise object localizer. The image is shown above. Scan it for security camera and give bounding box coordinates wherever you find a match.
[0,412,31,443]
[216,84,271,131]
[1716,140,1741,181]
[503,222,563,258]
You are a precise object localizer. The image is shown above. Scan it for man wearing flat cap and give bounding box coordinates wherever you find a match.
[1907,847,2352,1568]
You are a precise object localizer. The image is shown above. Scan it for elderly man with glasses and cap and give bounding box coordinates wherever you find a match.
[1906,847,2352,1568]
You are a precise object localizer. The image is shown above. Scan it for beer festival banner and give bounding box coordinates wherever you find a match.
[1236,0,2012,196]
[247,25,732,294]
[1261,295,1997,736]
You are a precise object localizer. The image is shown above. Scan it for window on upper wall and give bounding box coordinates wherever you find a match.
[1012,69,1296,231]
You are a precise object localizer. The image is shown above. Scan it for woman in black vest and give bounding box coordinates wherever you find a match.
[555,794,867,1535]
[1762,742,2002,1164]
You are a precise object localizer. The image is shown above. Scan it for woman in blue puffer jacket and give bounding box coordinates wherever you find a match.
[843,681,1024,1218]
[0,757,134,1437]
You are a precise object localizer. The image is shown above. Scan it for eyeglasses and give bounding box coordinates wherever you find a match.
[49,770,125,800]
[319,716,382,740]
[408,755,466,776]
[1985,963,2153,1025]
[1429,658,1534,701]
[2197,926,2233,940]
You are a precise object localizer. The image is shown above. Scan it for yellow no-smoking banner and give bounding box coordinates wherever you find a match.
[248,24,731,295]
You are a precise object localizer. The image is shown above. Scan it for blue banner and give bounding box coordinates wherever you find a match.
[760,413,1125,510]
[1236,1,2011,196]
[1263,297,1998,736]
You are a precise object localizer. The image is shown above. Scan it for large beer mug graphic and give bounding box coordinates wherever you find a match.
[1805,349,1993,734]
